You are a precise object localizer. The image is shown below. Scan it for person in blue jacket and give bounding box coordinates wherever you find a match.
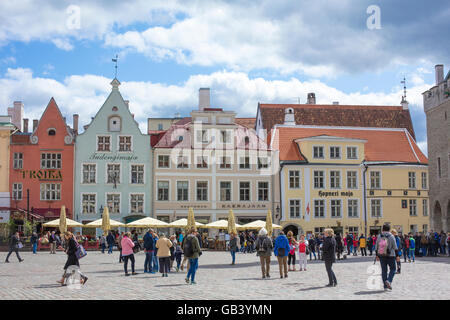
[274,231,291,279]
[409,234,415,262]
[143,229,155,274]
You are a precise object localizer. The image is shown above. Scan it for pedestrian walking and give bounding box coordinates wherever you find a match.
[255,227,273,279]
[183,227,202,285]
[298,235,308,271]
[420,233,428,257]
[308,236,317,260]
[335,233,343,260]
[118,232,124,262]
[316,235,323,260]
[287,231,297,271]
[274,231,290,279]
[106,231,115,254]
[402,234,410,262]
[367,235,374,256]
[440,231,447,255]
[323,229,337,287]
[121,232,137,276]
[409,234,415,262]
[49,231,57,254]
[169,235,177,271]
[100,234,107,254]
[375,224,399,290]
[143,229,154,273]
[30,232,38,254]
[391,229,402,274]
[352,236,358,256]
[5,232,24,263]
[345,232,353,255]
[175,238,183,271]
[152,233,159,272]
[359,234,367,256]
[229,232,238,265]
[57,231,88,286]
[156,233,172,277]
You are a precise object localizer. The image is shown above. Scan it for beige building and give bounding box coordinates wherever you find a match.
[152,91,278,227]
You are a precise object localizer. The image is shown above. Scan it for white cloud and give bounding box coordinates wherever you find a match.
[0,67,429,155]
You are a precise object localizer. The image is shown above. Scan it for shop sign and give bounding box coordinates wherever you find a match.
[21,170,62,181]
[318,191,354,197]
[0,211,10,223]
[88,153,138,161]
[221,203,267,209]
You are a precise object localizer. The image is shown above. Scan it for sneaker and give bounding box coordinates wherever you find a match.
[81,277,88,285]
[150,271,155,274]
[384,281,392,290]
[267,274,270,278]
[262,275,266,279]
[132,272,138,276]
[19,259,24,262]
[176,267,179,272]
[185,277,189,284]
[285,274,288,278]
[280,275,283,279]
[125,273,130,276]
[190,281,197,285]
[325,284,333,287]
[5,261,9,263]
[333,282,337,287]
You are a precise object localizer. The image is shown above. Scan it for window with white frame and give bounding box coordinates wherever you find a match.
[196,181,208,201]
[347,146,357,159]
[258,181,269,201]
[330,199,342,218]
[97,136,111,151]
[41,153,61,169]
[157,181,169,201]
[422,199,428,216]
[330,146,341,159]
[408,172,416,189]
[289,170,300,189]
[314,170,324,189]
[370,171,381,189]
[347,171,357,189]
[314,227,325,234]
[289,200,301,218]
[13,153,23,169]
[158,155,170,168]
[12,183,22,200]
[40,183,61,200]
[130,194,144,213]
[421,172,427,189]
[118,136,132,152]
[313,146,324,159]
[107,164,120,184]
[348,199,358,218]
[330,171,341,189]
[177,181,189,201]
[220,130,231,143]
[349,226,359,234]
[219,156,231,169]
[196,156,208,168]
[82,164,96,184]
[196,130,208,143]
[409,199,417,216]
[370,199,382,218]
[177,155,189,168]
[220,181,231,201]
[82,194,96,214]
[239,156,250,169]
[314,199,325,218]
[107,194,120,214]
[131,165,144,184]
[239,182,250,201]
[257,157,269,169]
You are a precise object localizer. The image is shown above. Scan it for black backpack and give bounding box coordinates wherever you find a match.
[183,237,194,257]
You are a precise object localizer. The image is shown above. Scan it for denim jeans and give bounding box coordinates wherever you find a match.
[144,251,153,272]
[32,243,37,254]
[152,251,159,272]
[309,250,316,260]
[101,243,106,253]
[324,260,337,285]
[175,252,182,269]
[187,258,199,282]
[403,249,409,261]
[409,250,415,261]
[379,256,396,286]
[440,245,446,255]
[108,244,113,254]
[421,246,427,257]
[230,250,236,264]
[123,254,135,274]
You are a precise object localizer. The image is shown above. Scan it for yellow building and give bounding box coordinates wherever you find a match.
[272,124,429,237]
[0,115,16,224]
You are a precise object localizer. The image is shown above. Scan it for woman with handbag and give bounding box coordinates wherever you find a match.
[5,232,24,263]
[156,233,173,277]
[121,232,137,276]
[57,231,88,286]
[298,235,309,271]
[287,231,297,271]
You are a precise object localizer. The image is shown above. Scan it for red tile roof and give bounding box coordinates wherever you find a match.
[274,126,427,164]
[259,104,416,140]
[235,118,255,129]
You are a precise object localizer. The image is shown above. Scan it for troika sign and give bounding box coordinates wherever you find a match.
[20,170,63,181]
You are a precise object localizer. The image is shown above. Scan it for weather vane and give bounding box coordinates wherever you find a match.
[401,76,407,101]
[112,54,118,79]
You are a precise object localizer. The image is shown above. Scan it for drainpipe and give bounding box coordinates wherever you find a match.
[362,162,368,236]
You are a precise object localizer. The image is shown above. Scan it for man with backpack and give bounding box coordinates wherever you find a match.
[375,224,399,290]
[183,227,202,285]
[106,231,115,254]
[274,231,290,279]
[255,227,273,279]
[143,229,155,274]
[391,229,402,274]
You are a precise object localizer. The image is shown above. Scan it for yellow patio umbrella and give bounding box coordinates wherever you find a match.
[59,205,67,234]
[84,218,124,228]
[240,220,282,231]
[102,205,111,234]
[227,209,238,235]
[44,218,83,228]
[265,209,273,237]
[169,218,204,228]
[126,217,170,228]
[186,207,196,232]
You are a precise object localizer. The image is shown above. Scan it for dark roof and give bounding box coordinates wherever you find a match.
[235,118,255,129]
[259,104,416,140]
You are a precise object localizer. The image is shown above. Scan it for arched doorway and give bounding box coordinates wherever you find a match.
[446,200,450,232]
[433,201,443,232]
[283,224,303,238]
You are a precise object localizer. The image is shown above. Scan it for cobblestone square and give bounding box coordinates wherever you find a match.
[1,250,449,300]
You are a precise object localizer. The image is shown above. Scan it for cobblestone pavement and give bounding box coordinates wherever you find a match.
[1,249,449,300]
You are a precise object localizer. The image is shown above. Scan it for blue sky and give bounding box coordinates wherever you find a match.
[1,0,449,155]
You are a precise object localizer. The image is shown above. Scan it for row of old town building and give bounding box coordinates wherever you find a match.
[1,64,449,238]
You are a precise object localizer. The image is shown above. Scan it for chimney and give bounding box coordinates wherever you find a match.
[124,100,129,109]
[63,117,66,124]
[332,101,339,105]
[32,119,38,132]
[199,88,210,111]
[435,64,444,85]
[284,108,295,125]
[73,114,79,134]
[23,119,29,133]
[8,101,24,131]
[307,93,316,104]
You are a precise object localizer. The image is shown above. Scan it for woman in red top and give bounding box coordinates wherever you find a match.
[352,236,359,256]
[287,231,297,271]
[298,235,308,271]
